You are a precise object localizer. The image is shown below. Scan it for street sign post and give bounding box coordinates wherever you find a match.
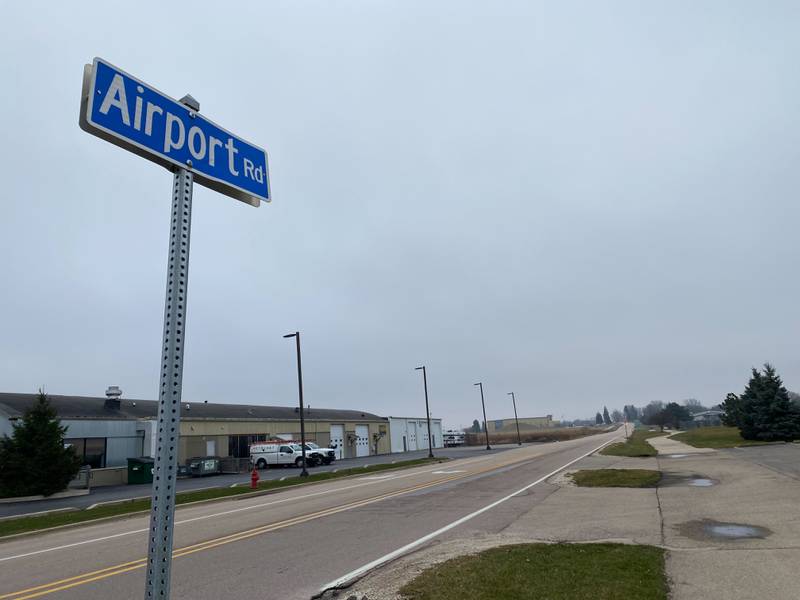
[79,57,269,600]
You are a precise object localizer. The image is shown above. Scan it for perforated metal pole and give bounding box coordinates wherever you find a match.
[145,166,193,600]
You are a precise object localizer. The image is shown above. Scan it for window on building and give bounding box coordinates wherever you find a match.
[64,437,107,468]
[228,434,268,458]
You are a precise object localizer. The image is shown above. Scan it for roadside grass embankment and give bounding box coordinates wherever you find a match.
[670,426,783,449]
[399,543,667,600]
[0,456,446,539]
[570,469,661,488]
[600,430,665,457]
[465,425,612,446]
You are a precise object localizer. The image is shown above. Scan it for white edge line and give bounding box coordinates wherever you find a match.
[319,434,620,592]
[0,454,497,563]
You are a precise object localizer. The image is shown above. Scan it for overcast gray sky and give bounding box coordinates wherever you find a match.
[2,1,799,428]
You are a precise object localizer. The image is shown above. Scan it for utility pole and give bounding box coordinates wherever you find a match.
[507,392,522,446]
[283,331,308,477]
[474,382,491,450]
[415,366,434,458]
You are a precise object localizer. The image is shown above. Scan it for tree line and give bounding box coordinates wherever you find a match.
[576,363,800,440]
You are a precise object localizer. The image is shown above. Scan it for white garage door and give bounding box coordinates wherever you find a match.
[330,424,344,460]
[355,424,370,457]
[407,421,417,451]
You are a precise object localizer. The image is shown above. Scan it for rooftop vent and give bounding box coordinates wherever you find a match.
[104,386,122,410]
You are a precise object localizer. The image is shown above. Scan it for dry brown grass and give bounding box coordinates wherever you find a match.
[464,426,610,445]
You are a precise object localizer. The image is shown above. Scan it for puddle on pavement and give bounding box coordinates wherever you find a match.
[688,478,715,487]
[664,454,688,458]
[677,519,772,541]
[659,473,717,488]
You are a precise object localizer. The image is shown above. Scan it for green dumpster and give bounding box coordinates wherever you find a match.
[127,457,154,485]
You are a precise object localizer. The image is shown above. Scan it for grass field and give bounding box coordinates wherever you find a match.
[670,426,780,448]
[600,430,665,457]
[399,543,667,600]
[0,457,446,538]
[570,469,661,488]
[465,426,611,446]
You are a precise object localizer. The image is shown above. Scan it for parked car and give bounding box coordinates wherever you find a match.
[443,430,466,447]
[250,442,312,469]
[303,442,336,465]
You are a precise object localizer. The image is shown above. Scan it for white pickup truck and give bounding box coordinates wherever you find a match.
[249,442,309,469]
[303,442,336,465]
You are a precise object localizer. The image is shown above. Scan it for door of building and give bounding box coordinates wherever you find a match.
[355,424,369,457]
[206,440,216,456]
[330,424,344,459]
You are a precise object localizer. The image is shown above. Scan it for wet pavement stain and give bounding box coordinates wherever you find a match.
[688,478,715,487]
[658,473,717,488]
[677,519,772,541]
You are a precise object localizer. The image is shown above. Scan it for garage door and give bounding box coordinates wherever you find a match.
[330,424,344,460]
[407,421,417,451]
[355,424,369,457]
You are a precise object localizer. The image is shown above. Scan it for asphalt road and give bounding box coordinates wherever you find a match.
[0,430,622,600]
[723,443,800,479]
[0,445,518,517]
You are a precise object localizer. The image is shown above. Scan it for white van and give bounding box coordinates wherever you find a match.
[250,442,308,469]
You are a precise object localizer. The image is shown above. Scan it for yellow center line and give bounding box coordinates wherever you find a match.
[0,442,592,600]
[0,474,464,600]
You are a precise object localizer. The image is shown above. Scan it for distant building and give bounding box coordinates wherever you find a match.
[0,391,390,467]
[387,417,443,453]
[692,410,724,427]
[486,415,554,433]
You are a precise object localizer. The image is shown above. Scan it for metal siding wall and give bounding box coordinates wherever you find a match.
[0,418,13,438]
[106,436,143,467]
[388,418,405,453]
[431,420,444,448]
[61,420,145,468]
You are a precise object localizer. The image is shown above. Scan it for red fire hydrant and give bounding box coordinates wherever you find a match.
[250,467,260,489]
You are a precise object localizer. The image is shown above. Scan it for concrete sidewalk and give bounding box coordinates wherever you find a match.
[338,437,800,599]
[647,433,714,455]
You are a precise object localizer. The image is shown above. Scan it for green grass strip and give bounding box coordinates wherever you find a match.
[600,430,665,457]
[399,543,667,600]
[570,469,661,488]
[670,426,780,448]
[0,457,447,538]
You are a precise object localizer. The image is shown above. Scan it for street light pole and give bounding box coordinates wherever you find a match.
[415,366,434,458]
[283,331,308,477]
[507,392,522,446]
[474,382,491,450]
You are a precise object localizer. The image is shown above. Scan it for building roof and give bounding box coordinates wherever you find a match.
[692,409,724,418]
[0,393,386,423]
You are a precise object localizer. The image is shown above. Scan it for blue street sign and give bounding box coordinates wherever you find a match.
[80,58,269,206]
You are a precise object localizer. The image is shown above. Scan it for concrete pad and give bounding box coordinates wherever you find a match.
[668,548,800,600]
[657,452,800,550]
[503,484,662,546]
[648,435,715,455]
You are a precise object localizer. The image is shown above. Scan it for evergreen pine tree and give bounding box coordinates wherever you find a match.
[720,392,743,427]
[738,364,800,442]
[0,391,81,497]
[602,406,611,425]
[595,412,603,425]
